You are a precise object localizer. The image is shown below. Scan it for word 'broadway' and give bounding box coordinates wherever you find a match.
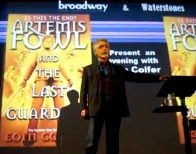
[58,0,108,12]
[141,3,185,12]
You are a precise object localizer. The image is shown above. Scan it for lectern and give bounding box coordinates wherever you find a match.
[153,76,196,154]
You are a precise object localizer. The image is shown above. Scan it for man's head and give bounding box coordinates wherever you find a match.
[93,39,109,63]
[42,35,53,50]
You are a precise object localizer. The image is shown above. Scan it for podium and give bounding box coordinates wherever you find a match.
[153,76,196,154]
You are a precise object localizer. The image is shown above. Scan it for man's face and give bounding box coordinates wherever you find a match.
[43,37,53,49]
[94,41,109,60]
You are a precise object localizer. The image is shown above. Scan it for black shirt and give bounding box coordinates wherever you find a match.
[98,61,115,96]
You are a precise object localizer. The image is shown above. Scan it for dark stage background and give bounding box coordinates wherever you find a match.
[1,0,196,154]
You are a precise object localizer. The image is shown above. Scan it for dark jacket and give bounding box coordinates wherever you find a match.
[79,62,161,117]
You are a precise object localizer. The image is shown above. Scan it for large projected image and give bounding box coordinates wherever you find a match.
[0,14,92,147]
[163,16,196,144]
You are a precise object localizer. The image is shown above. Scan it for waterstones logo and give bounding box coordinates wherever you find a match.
[58,0,108,12]
[141,3,185,12]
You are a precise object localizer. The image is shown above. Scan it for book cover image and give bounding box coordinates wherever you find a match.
[163,16,196,144]
[0,14,92,147]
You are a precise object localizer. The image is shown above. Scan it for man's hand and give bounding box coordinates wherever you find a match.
[81,109,88,117]
[67,79,73,87]
[20,79,27,88]
[159,75,170,81]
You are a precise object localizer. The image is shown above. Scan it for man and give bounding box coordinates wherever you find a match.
[80,38,169,154]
